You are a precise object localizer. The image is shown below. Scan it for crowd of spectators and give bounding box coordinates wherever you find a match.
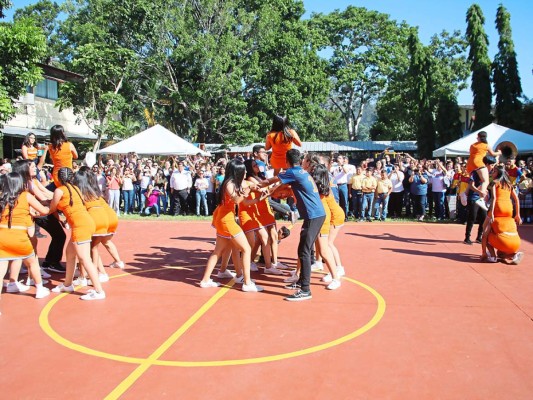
[1,150,532,223]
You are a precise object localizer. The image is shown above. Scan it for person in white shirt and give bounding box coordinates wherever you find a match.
[430,159,448,221]
[170,161,192,215]
[388,164,405,218]
[331,155,354,221]
[205,165,217,215]
[194,169,209,216]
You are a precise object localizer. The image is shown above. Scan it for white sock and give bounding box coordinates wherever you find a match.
[35,282,43,289]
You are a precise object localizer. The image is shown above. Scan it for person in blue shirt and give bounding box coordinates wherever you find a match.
[266,149,326,301]
[409,167,429,221]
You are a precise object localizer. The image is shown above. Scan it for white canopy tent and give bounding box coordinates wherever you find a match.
[96,124,209,156]
[433,123,533,158]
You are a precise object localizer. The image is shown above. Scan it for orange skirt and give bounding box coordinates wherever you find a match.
[88,207,109,236]
[67,211,96,243]
[103,203,118,234]
[0,229,34,260]
[215,208,242,238]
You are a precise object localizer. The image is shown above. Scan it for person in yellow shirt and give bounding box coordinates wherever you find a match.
[348,166,365,220]
[360,168,377,222]
[373,170,393,221]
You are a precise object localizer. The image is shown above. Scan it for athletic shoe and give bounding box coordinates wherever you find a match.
[99,273,110,283]
[217,270,236,279]
[25,278,49,286]
[43,262,66,273]
[475,238,482,244]
[463,238,473,245]
[80,290,106,301]
[321,273,333,283]
[6,281,30,293]
[290,211,298,225]
[475,198,488,211]
[284,282,301,290]
[283,273,299,283]
[250,262,259,272]
[234,275,255,284]
[242,282,264,292]
[337,266,346,277]
[285,290,312,301]
[200,279,220,288]
[264,267,284,275]
[51,283,74,293]
[272,262,290,270]
[109,261,125,269]
[73,277,88,287]
[311,261,324,271]
[327,279,341,290]
[511,252,524,265]
[40,268,52,279]
[35,286,51,299]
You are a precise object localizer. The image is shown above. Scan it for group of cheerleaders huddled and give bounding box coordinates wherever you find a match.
[0,125,124,312]
[200,115,346,298]
[468,130,524,265]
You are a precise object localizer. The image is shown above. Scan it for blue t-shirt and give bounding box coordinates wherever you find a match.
[278,166,325,220]
[255,159,267,179]
[410,173,429,195]
[468,171,482,201]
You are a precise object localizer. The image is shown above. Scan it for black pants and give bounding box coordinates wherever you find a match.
[465,200,486,240]
[298,216,326,292]
[172,189,189,215]
[388,191,404,218]
[351,190,363,219]
[34,215,66,263]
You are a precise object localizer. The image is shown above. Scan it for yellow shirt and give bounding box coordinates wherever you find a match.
[350,173,365,190]
[376,178,392,194]
[361,176,377,193]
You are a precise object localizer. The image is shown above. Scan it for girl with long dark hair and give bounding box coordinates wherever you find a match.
[0,172,51,302]
[265,115,302,175]
[49,167,105,300]
[200,159,264,292]
[466,131,501,204]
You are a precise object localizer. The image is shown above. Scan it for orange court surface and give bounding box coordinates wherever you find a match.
[1,220,532,399]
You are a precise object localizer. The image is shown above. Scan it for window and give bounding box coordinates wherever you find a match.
[34,78,59,100]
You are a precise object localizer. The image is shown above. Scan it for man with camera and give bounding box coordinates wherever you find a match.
[409,165,429,221]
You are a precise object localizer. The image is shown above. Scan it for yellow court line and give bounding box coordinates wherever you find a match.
[104,280,235,400]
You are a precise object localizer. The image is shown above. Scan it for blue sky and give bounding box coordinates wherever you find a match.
[7,0,532,105]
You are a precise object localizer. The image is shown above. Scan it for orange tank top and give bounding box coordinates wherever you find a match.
[56,184,87,220]
[493,183,513,218]
[25,145,38,160]
[267,131,295,168]
[49,142,74,184]
[0,191,33,227]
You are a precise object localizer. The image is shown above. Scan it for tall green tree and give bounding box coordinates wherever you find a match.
[310,6,410,140]
[13,0,61,63]
[466,4,492,130]
[492,4,522,128]
[0,15,46,124]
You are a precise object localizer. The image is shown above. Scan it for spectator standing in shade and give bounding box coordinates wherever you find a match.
[349,166,364,220]
[169,161,192,215]
[388,163,404,218]
[373,170,393,221]
[360,168,377,222]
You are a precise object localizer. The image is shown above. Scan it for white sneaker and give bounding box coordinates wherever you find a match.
[475,198,488,211]
[327,279,341,290]
[99,273,110,283]
[51,283,74,293]
[234,275,256,284]
[250,262,259,272]
[272,262,290,270]
[25,278,49,286]
[40,268,52,279]
[73,268,81,278]
[263,267,284,275]
[109,261,125,269]
[80,289,106,300]
[311,261,324,271]
[321,273,333,283]
[35,286,51,299]
[283,272,299,283]
[200,279,220,288]
[217,270,236,279]
[337,266,345,277]
[73,277,88,287]
[6,281,30,293]
[242,282,264,292]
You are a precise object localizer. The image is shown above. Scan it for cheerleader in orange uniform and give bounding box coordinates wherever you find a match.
[49,167,105,300]
[265,115,302,175]
[310,164,341,290]
[466,130,501,200]
[482,166,523,264]
[200,159,264,292]
[43,125,78,187]
[0,172,50,301]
